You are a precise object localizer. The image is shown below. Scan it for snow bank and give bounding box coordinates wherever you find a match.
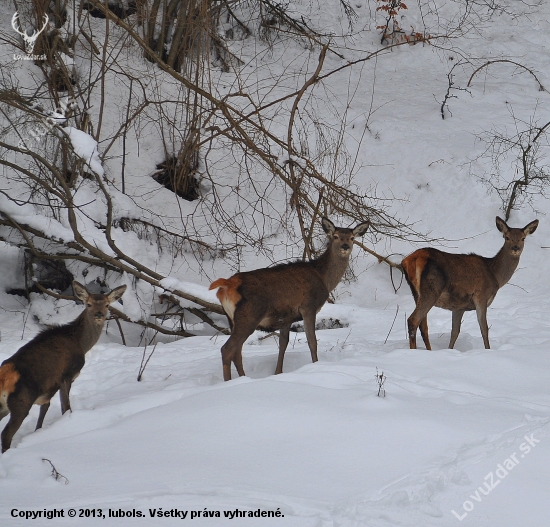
[63,127,104,176]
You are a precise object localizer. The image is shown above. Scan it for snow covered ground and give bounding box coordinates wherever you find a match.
[1,1,550,526]
[0,288,549,526]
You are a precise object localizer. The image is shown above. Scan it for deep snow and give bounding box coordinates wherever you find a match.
[0,296,549,526]
[1,1,550,526]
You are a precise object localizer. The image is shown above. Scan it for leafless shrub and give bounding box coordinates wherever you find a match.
[474,108,550,220]
[375,367,386,397]
[1,0,493,341]
[439,62,471,120]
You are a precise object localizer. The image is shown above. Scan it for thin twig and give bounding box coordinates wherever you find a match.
[121,78,132,194]
[355,241,403,269]
[467,60,545,91]
[440,63,470,120]
[287,45,328,260]
[384,305,399,344]
[389,254,405,293]
[42,459,69,484]
[259,331,278,341]
[137,334,159,381]
[112,315,127,345]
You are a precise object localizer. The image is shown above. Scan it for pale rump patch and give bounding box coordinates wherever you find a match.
[402,250,430,292]
[209,277,243,323]
[415,259,424,291]
[0,363,20,411]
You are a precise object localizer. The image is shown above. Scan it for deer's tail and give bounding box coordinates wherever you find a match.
[0,363,19,419]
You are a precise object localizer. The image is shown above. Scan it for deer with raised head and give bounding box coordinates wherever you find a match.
[402,217,538,350]
[0,281,126,452]
[209,218,370,381]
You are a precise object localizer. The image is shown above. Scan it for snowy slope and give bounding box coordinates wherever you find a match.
[1,1,550,526]
[0,295,549,526]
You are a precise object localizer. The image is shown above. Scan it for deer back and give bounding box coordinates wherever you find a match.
[215,262,330,330]
[402,217,539,312]
[402,248,500,311]
[210,218,370,327]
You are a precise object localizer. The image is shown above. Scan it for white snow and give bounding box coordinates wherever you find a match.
[1,1,550,526]
[0,193,74,242]
[159,277,219,305]
[0,296,548,526]
[62,127,104,177]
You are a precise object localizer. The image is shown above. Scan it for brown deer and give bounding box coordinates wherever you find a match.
[0,281,126,452]
[402,217,538,350]
[209,217,370,381]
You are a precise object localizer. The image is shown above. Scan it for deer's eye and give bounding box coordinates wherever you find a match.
[87,303,92,307]
[333,235,339,239]
[350,236,355,241]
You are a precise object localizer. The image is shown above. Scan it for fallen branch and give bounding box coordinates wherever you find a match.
[185,307,230,335]
[25,280,196,338]
[109,306,195,338]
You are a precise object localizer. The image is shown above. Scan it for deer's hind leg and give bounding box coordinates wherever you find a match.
[407,286,442,350]
[1,388,34,452]
[35,402,50,430]
[407,297,436,350]
[221,307,262,381]
[406,264,446,350]
[36,378,72,430]
[60,385,71,414]
[418,316,431,350]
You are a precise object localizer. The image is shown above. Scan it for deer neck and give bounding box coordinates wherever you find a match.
[312,246,350,293]
[74,311,103,353]
[488,245,521,288]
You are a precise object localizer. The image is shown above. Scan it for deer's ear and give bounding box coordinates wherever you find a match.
[353,221,370,237]
[321,217,336,236]
[495,216,509,234]
[72,281,89,302]
[107,285,127,303]
[522,219,539,236]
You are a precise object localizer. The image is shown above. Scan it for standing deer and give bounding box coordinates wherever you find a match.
[209,217,370,381]
[402,217,538,350]
[0,281,126,452]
